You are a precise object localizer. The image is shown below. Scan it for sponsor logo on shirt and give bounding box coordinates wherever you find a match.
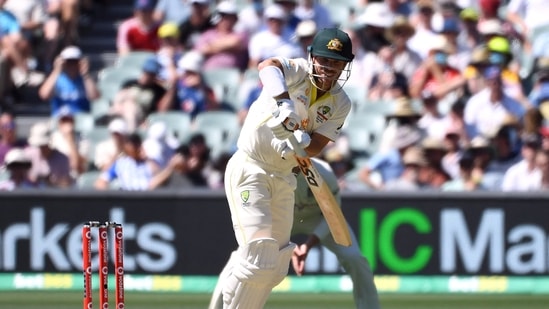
[316,105,332,123]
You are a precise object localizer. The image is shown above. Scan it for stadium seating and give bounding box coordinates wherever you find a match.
[202,68,242,110]
[147,111,193,143]
[342,113,387,158]
[115,51,156,69]
[192,111,240,159]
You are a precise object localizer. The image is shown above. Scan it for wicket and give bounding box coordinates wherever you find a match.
[82,221,125,309]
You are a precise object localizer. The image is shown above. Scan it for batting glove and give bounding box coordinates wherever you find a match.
[267,99,300,140]
[271,130,311,159]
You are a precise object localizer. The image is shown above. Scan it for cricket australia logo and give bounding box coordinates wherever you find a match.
[240,190,250,207]
[316,105,332,123]
[326,38,343,51]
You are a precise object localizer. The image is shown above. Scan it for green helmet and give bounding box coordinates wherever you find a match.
[308,28,354,62]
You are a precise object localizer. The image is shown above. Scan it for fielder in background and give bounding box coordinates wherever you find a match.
[291,158,380,309]
[209,158,380,309]
[216,27,355,309]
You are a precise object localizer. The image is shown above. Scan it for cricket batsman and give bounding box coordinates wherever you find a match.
[209,158,380,309]
[216,27,355,308]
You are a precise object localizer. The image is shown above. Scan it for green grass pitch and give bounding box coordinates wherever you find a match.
[1,291,548,309]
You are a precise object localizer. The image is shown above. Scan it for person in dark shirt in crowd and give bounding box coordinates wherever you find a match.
[178,0,213,50]
[110,56,168,131]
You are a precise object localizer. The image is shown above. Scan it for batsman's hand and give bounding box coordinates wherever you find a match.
[291,244,309,276]
[267,99,300,140]
[270,130,311,159]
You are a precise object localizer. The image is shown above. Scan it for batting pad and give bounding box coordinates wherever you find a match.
[223,238,295,309]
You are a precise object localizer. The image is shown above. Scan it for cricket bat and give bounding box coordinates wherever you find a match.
[288,134,352,246]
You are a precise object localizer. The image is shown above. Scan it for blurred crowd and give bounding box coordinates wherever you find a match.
[1,0,549,193]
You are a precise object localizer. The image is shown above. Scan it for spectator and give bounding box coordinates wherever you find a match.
[437,17,471,72]
[501,133,542,191]
[159,50,222,118]
[152,134,210,188]
[418,92,446,139]
[178,0,213,50]
[458,7,482,50]
[234,0,264,36]
[506,0,549,52]
[469,135,494,184]
[378,96,422,153]
[384,146,428,191]
[4,0,47,69]
[359,125,421,190]
[352,3,394,90]
[0,111,25,165]
[483,125,522,190]
[153,0,190,25]
[142,121,177,168]
[38,46,100,117]
[353,2,393,55]
[409,35,465,107]
[25,121,74,188]
[464,66,525,138]
[49,106,86,176]
[294,19,317,58]
[527,65,549,108]
[540,126,549,152]
[533,149,549,189]
[441,130,464,179]
[368,71,409,101]
[93,117,130,171]
[110,56,168,131]
[156,22,184,83]
[485,36,527,103]
[194,1,248,72]
[148,151,192,189]
[442,150,483,191]
[0,148,35,190]
[294,0,333,30]
[273,0,301,34]
[247,4,300,69]
[384,15,421,80]
[463,44,491,96]
[478,0,522,44]
[117,0,160,55]
[0,1,29,100]
[95,132,160,190]
[407,0,439,59]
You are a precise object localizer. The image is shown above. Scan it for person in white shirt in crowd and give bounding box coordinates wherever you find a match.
[533,148,549,189]
[247,4,301,69]
[234,0,264,36]
[49,106,86,176]
[25,121,74,188]
[501,133,542,191]
[506,0,549,52]
[93,117,130,171]
[142,121,177,169]
[441,130,464,180]
[407,0,440,60]
[464,65,525,139]
[442,150,484,191]
[0,148,36,190]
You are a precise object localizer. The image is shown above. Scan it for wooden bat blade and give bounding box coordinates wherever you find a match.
[294,155,352,246]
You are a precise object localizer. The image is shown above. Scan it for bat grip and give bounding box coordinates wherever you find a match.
[287,133,308,158]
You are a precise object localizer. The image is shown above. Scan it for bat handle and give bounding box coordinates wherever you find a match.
[287,133,308,158]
